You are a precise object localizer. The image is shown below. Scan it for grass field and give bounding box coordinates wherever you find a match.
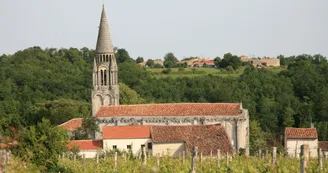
[148,67,245,79]
[147,66,287,79]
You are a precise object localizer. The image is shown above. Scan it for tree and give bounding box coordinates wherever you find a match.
[214,56,221,67]
[116,49,134,63]
[15,118,69,171]
[119,83,146,104]
[72,116,99,140]
[146,59,154,67]
[136,56,144,63]
[249,120,267,154]
[30,99,90,126]
[219,53,241,70]
[163,52,178,68]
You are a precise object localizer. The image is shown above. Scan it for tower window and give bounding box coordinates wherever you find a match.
[100,70,104,86]
[104,70,107,86]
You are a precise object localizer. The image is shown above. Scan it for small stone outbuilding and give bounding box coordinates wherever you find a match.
[151,125,233,157]
[285,127,318,158]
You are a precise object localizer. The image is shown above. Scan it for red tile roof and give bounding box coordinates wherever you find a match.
[68,140,103,150]
[103,126,151,139]
[59,118,83,131]
[319,141,328,150]
[96,103,241,117]
[285,127,318,139]
[151,125,233,155]
[203,60,215,65]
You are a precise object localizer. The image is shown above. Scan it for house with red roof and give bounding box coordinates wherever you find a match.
[202,59,215,68]
[102,126,152,155]
[151,125,233,157]
[318,141,328,158]
[68,140,103,158]
[284,127,318,158]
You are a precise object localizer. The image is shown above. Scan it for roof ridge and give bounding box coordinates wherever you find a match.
[70,139,103,142]
[103,102,240,107]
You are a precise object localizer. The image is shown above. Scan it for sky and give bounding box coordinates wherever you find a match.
[0,0,327,60]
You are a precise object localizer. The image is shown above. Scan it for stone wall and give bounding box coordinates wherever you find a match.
[152,142,185,157]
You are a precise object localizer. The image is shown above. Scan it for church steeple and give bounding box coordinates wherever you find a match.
[96,6,114,53]
[92,5,119,117]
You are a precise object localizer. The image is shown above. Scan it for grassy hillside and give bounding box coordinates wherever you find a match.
[147,66,286,78]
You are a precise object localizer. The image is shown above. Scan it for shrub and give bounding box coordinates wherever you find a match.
[162,68,172,74]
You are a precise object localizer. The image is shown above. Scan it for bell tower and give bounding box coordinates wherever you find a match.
[92,6,119,117]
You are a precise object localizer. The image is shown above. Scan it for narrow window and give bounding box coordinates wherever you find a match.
[104,70,107,86]
[113,145,117,150]
[100,70,104,86]
[141,144,145,149]
[147,142,152,150]
[127,145,131,150]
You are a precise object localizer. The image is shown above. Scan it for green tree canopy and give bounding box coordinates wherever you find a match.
[116,48,134,63]
[15,118,69,171]
[163,52,178,68]
[146,59,154,67]
[136,56,144,63]
[219,53,241,70]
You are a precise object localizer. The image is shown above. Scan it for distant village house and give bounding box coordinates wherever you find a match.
[239,56,280,67]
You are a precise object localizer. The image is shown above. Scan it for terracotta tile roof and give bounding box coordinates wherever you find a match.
[59,118,83,131]
[68,140,103,150]
[285,127,318,139]
[103,126,151,139]
[96,103,241,117]
[151,125,233,155]
[203,60,215,65]
[319,141,328,150]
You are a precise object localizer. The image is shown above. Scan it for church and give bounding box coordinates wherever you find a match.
[61,5,250,157]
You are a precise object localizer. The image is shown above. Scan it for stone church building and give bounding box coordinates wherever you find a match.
[62,6,250,155]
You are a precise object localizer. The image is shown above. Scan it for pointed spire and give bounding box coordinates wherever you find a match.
[95,6,114,53]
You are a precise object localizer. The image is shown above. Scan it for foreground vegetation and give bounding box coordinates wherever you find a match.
[56,155,327,173]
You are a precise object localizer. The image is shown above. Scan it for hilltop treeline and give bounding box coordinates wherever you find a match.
[1,47,328,170]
